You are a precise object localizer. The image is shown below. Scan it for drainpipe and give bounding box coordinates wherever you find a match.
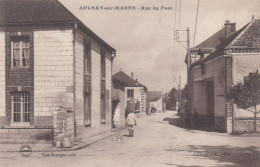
[73,23,77,141]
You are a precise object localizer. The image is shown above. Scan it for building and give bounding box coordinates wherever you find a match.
[0,0,116,143]
[189,18,260,133]
[147,91,163,112]
[112,75,126,129]
[112,71,147,116]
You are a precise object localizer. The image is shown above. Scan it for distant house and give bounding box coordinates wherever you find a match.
[147,91,162,112]
[112,71,147,117]
[0,0,116,143]
[189,18,260,133]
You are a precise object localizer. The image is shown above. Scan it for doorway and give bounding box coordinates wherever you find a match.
[205,80,215,129]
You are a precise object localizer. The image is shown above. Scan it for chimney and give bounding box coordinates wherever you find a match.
[224,20,236,38]
[131,72,133,78]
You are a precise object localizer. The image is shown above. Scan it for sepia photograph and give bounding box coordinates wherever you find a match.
[0,0,259,166]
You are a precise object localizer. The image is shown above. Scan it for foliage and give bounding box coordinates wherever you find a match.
[165,87,178,110]
[227,70,260,112]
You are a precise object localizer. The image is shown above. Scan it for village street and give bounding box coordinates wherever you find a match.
[1,111,260,167]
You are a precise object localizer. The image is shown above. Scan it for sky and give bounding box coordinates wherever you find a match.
[59,0,260,92]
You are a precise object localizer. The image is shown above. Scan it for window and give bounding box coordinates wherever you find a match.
[11,92,30,126]
[84,40,91,74]
[127,89,134,98]
[100,80,106,123]
[84,39,92,125]
[84,92,91,125]
[100,50,106,123]
[101,50,106,78]
[11,36,30,67]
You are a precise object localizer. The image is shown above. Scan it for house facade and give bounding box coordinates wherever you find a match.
[189,18,260,133]
[112,71,147,117]
[0,0,115,143]
[147,91,162,112]
[112,76,126,129]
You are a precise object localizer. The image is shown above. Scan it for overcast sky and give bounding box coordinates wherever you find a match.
[59,0,260,92]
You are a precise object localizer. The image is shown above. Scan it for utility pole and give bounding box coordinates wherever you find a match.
[179,75,181,109]
[174,27,191,117]
[186,27,191,118]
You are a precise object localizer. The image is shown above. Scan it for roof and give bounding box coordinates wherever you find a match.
[113,71,147,90]
[0,0,115,52]
[230,19,260,49]
[190,19,256,69]
[190,27,225,52]
[147,91,161,102]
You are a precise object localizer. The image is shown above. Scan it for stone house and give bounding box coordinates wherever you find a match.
[189,18,260,133]
[112,71,147,116]
[0,0,116,143]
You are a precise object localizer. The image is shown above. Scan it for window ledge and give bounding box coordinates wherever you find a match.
[100,119,106,124]
[11,67,30,70]
[5,125,34,129]
[84,122,91,127]
[85,71,91,76]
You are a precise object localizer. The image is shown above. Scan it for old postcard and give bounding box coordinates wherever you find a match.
[0,0,259,166]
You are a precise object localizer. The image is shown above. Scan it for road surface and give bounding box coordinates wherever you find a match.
[1,111,259,167]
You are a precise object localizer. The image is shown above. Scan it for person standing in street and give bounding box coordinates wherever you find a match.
[127,110,137,137]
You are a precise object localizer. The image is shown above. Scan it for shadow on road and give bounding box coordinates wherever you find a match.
[163,116,218,132]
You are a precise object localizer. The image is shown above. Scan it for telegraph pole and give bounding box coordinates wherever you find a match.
[186,27,191,118]
[178,75,181,111]
[174,27,191,117]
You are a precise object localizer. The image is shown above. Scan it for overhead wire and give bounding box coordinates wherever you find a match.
[176,0,182,78]
[173,0,178,83]
[193,0,200,47]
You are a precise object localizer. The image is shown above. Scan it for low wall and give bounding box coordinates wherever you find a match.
[233,117,260,134]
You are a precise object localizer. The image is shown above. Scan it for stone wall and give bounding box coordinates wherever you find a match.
[0,32,5,123]
[34,30,74,127]
[74,30,112,139]
[74,31,84,126]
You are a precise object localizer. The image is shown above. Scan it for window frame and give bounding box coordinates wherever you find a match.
[84,40,91,76]
[11,36,30,68]
[11,91,30,126]
[127,89,134,98]
[100,49,106,123]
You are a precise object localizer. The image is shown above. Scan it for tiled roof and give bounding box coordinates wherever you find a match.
[113,71,147,90]
[147,91,161,102]
[0,0,115,52]
[0,0,75,24]
[190,27,225,52]
[229,19,260,49]
[190,20,253,69]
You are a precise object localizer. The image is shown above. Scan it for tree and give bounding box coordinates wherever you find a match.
[227,70,260,133]
[165,87,177,110]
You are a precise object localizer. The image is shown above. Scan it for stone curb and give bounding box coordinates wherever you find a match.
[2,128,125,153]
